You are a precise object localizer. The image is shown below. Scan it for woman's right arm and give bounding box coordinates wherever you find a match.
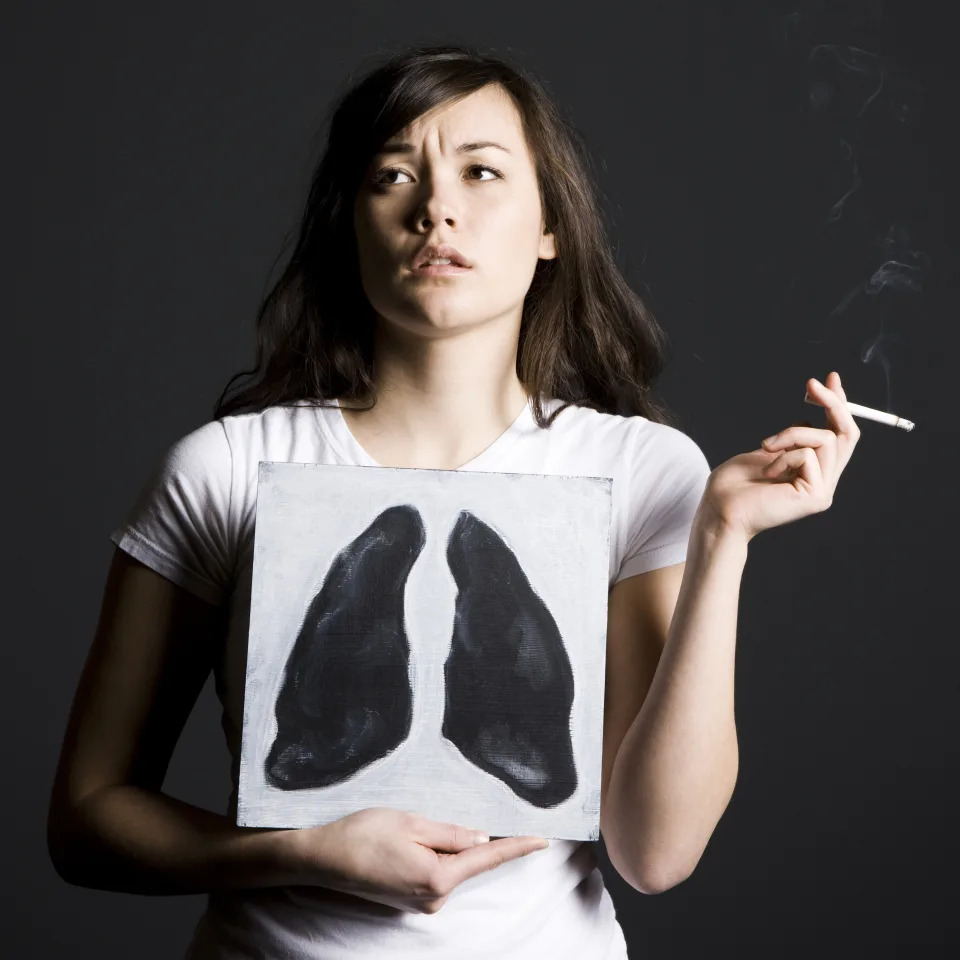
[47,547,548,910]
[46,546,297,895]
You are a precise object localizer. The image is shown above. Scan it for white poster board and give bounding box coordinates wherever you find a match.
[237,461,612,841]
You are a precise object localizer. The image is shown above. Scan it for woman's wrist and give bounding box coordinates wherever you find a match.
[690,502,752,557]
[220,824,315,889]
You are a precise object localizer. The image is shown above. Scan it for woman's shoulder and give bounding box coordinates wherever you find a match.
[543,396,703,454]
[215,399,332,444]
[540,399,711,493]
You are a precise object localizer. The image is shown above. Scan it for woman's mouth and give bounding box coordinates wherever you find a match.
[414,259,472,276]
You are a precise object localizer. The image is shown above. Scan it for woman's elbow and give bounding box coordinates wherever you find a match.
[601,819,695,895]
[46,791,107,889]
[609,847,694,896]
[47,812,86,886]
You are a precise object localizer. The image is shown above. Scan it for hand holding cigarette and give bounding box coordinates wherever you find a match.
[695,372,862,543]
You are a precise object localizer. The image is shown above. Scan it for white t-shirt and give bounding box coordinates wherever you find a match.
[109,393,711,960]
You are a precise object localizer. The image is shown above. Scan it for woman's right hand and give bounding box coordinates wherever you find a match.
[277,807,550,914]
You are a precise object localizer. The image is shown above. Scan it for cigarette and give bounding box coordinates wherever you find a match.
[803,392,915,431]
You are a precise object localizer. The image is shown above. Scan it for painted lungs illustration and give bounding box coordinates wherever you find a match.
[266,504,424,789]
[442,511,577,808]
[264,504,577,807]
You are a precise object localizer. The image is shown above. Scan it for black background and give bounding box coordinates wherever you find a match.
[8,0,958,955]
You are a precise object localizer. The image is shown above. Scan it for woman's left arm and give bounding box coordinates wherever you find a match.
[600,372,861,893]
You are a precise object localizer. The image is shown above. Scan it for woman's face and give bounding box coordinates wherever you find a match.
[353,83,556,337]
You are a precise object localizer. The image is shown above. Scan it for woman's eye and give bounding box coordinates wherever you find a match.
[465,164,503,180]
[375,168,413,186]
[372,164,503,186]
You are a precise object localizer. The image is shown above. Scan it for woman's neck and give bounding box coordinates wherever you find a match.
[338,379,530,471]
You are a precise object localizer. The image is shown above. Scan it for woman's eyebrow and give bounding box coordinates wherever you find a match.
[376,140,513,157]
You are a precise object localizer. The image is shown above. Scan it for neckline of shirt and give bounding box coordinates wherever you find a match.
[313,395,538,471]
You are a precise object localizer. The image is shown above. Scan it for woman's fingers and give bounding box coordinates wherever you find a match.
[439,835,550,889]
[409,815,548,869]
[826,370,848,403]
[410,816,491,853]
[762,425,836,451]
[760,447,830,503]
[763,422,837,485]
[807,373,860,444]
[762,373,860,488]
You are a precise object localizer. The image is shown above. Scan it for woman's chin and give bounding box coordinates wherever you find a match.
[381,305,492,336]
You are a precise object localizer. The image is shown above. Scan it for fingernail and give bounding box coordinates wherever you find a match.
[533,839,549,850]
[472,831,490,845]
[762,434,778,445]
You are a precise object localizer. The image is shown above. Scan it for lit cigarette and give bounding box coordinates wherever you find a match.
[804,392,915,431]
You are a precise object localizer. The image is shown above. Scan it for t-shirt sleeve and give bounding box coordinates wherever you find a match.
[108,419,236,606]
[615,426,712,583]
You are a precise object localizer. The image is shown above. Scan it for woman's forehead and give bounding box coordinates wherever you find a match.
[386,86,525,154]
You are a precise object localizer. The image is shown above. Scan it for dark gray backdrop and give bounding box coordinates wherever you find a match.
[8,0,958,955]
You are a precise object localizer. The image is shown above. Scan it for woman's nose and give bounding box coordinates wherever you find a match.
[416,197,457,230]
[414,174,459,230]
[417,211,455,230]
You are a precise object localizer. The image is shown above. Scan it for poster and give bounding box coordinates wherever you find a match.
[237,461,612,840]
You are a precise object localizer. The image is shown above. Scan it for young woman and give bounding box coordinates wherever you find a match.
[47,44,860,959]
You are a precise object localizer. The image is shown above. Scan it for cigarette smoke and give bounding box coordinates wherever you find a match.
[774,3,930,413]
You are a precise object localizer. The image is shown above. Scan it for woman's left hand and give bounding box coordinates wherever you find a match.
[697,371,861,544]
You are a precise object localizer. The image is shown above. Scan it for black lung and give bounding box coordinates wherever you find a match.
[441,510,577,807]
[265,504,425,790]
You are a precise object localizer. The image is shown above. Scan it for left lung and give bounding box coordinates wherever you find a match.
[441,510,578,808]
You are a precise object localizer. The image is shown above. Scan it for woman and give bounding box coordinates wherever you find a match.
[47,43,859,958]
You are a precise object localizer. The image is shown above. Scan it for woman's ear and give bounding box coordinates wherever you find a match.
[538,228,557,260]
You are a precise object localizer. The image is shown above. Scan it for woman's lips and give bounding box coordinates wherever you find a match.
[412,263,472,276]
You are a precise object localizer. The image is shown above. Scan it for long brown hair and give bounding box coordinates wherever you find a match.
[213,43,681,429]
